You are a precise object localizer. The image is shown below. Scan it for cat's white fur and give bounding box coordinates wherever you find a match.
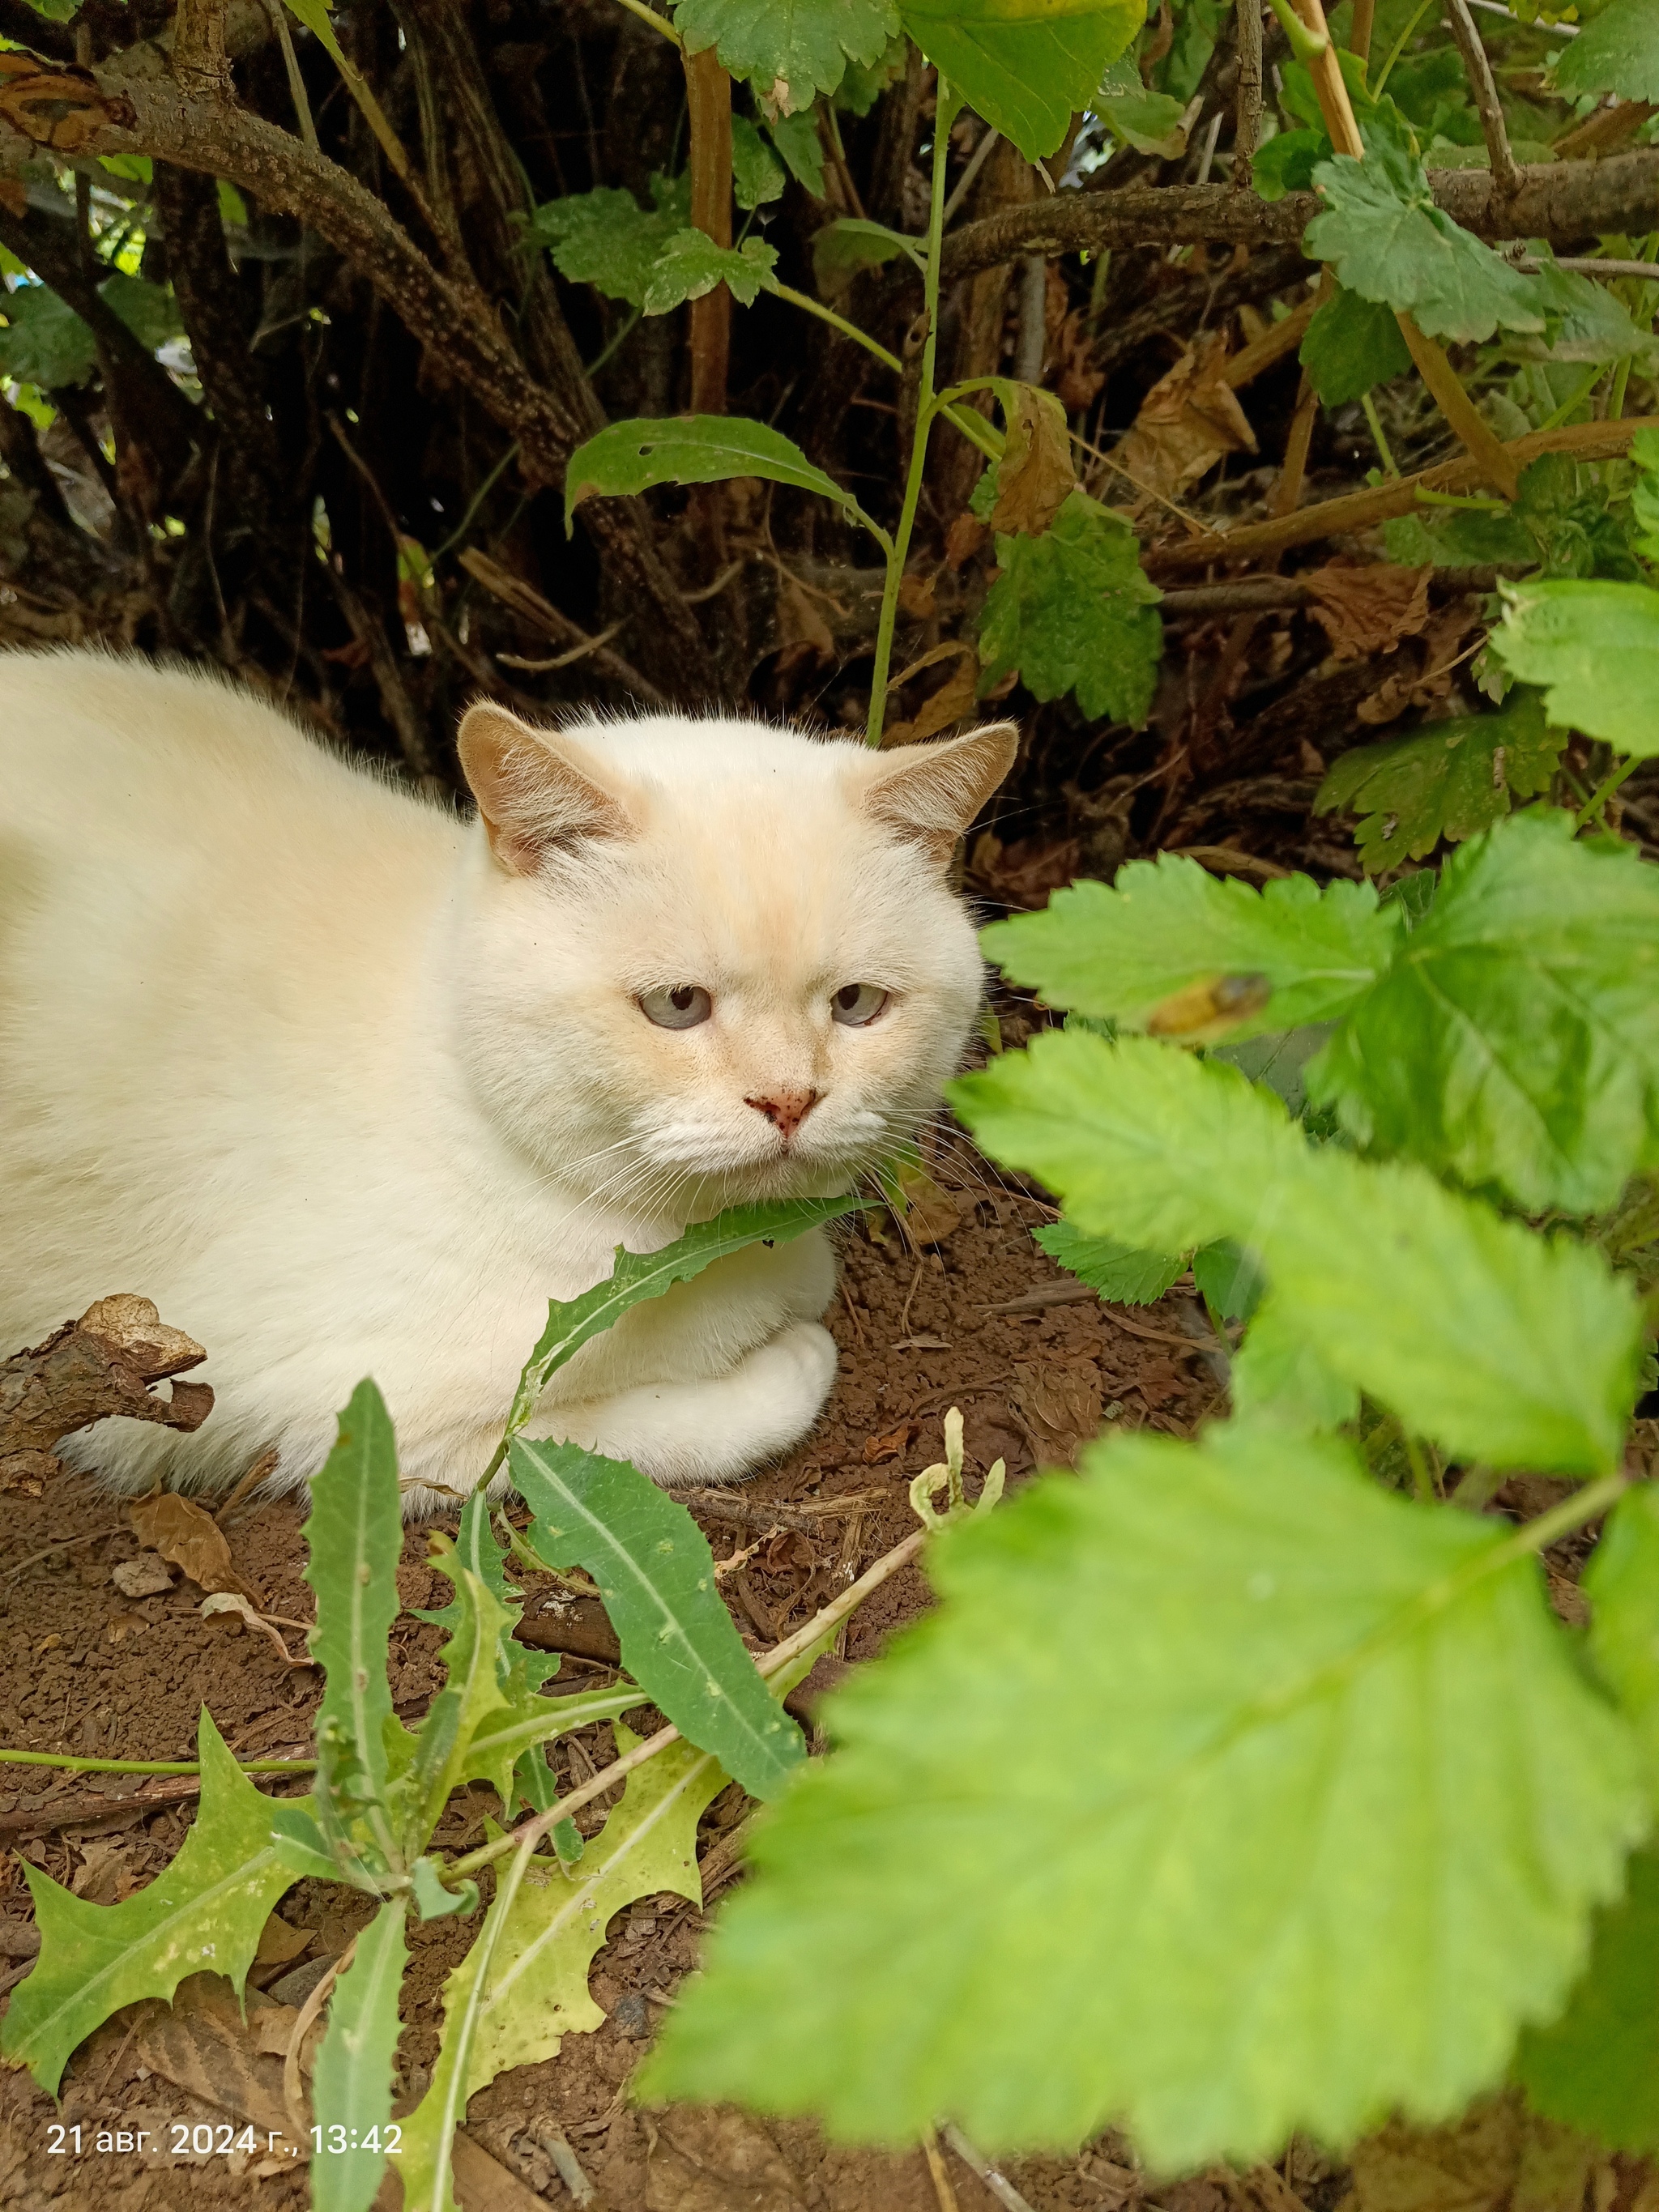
[0,650,1013,1511]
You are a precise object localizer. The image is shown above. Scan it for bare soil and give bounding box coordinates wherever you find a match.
[0,1176,1311,2212]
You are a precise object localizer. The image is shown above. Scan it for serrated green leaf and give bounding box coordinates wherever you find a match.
[0,285,97,390]
[770,106,828,191]
[642,228,779,313]
[1033,1221,1184,1304]
[1304,132,1546,344]
[1491,578,1659,752]
[983,856,1398,1036]
[412,1858,479,1920]
[1,1713,299,2095]
[812,215,920,296]
[565,416,883,539]
[303,1380,404,1884]
[408,1559,516,1839]
[1193,1237,1265,1322]
[953,1031,1644,1472]
[1631,427,1659,563]
[1314,690,1566,871]
[644,1423,1644,2163]
[1094,57,1190,156]
[310,1896,408,2212]
[500,1193,863,1431]
[1300,287,1414,406]
[1229,1298,1358,1431]
[674,0,900,109]
[1516,1843,1659,2151]
[1252,126,1327,200]
[900,0,1141,159]
[1552,0,1659,103]
[1514,255,1659,369]
[526,175,690,307]
[1307,811,1659,1214]
[1584,1478,1659,1794]
[976,490,1162,726]
[513,1436,804,1797]
[732,113,787,207]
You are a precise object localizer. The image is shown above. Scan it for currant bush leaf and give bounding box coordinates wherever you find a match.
[1314,689,1566,871]
[565,418,882,539]
[0,1711,301,2095]
[953,1032,1644,1472]
[981,856,1399,1037]
[1517,255,1659,369]
[310,1896,409,2212]
[526,176,690,306]
[1551,0,1659,104]
[1094,56,1191,156]
[1515,1843,1659,2152]
[513,1437,804,1798]
[1307,812,1659,1214]
[1300,286,1414,406]
[1490,578,1659,752]
[1034,1221,1184,1305]
[1229,1298,1358,1432]
[673,0,900,110]
[769,107,827,192]
[731,114,786,208]
[644,1424,1644,2163]
[976,491,1162,727]
[641,230,779,313]
[1583,1477,1659,1794]
[1631,428,1659,563]
[899,0,1141,159]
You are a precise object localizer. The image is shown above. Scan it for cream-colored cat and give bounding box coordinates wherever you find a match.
[0,650,1013,1511]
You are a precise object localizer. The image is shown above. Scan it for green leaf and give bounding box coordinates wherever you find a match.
[0,284,96,390]
[499,1193,863,1432]
[412,1857,479,1920]
[1192,1237,1265,1323]
[900,0,1142,160]
[1033,1221,1183,1305]
[982,856,1400,1037]
[643,1423,1644,2163]
[99,272,183,354]
[1490,578,1659,752]
[407,1559,517,1841]
[1516,1843,1659,2152]
[1314,689,1566,871]
[310,1897,409,2212]
[952,1031,1644,1473]
[1584,1478,1659,1794]
[1,1713,300,2095]
[1229,1298,1358,1431]
[303,1380,404,1884]
[673,0,900,109]
[1631,427,1659,563]
[769,107,829,191]
[1516,254,1659,369]
[811,215,919,297]
[1094,56,1191,156]
[732,113,787,207]
[1304,133,1546,344]
[513,1437,804,1799]
[526,175,690,307]
[976,490,1162,726]
[1252,126,1327,200]
[565,416,883,539]
[641,228,779,313]
[1552,0,1659,104]
[1307,811,1659,1214]
[1300,287,1414,406]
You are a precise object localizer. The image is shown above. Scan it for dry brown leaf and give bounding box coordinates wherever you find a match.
[944,512,990,569]
[1305,562,1433,661]
[128,1491,262,1605]
[897,571,938,618]
[645,2106,808,2211]
[1113,333,1257,502]
[773,571,834,661]
[1054,306,1106,414]
[254,1913,316,1971]
[130,1971,299,2146]
[1348,2092,1605,2212]
[1010,1360,1103,1466]
[894,1162,963,1245]
[988,383,1076,537]
[1357,603,1482,726]
[1,1296,212,1497]
[904,645,982,745]
[200,1590,313,1667]
[71,1838,134,1905]
[863,1419,920,1464]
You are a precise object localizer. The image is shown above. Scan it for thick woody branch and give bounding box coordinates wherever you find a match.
[939,151,1659,280]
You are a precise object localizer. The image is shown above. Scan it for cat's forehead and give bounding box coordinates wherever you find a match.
[565,710,857,794]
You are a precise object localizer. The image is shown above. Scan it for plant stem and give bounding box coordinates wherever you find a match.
[865,79,962,748]
[1374,0,1435,93]
[771,282,903,374]
[1576,754,1639,829]
[1403,1432,1435,1502]
[612,0,681,44]
[1361,391,1400,476]
[0,1748,315,1774]
[1535,365,1603,435]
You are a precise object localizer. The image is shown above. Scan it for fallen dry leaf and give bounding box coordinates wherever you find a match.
[945,511,990,569]
[0,1294,211,1497]
[645,2106,808,2211]
[111,1553,174,1600]
[989,383,1076,537]
[254,1913,316,1971]
[893,1162,963,1246]
[200,1591,313,1667]
[1304,561,1432,662]
[1113,333,1257,503]
[863,1420,921,1464]
[128,1490,262,1606]
[71,1837,134,1905]
[1347,2092,1605,2212]
[1053,305,1106,414]
[773,569,835,661]
[1010,1360,1103,1467]
[1358,601,1482,725]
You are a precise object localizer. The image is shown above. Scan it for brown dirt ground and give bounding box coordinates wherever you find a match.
[0,1170,1317,2212]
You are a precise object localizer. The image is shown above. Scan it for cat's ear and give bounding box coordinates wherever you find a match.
[458,704,634,875]
[858,722,1019,863]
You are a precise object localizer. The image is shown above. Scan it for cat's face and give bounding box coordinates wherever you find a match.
[451,706,1016,1223]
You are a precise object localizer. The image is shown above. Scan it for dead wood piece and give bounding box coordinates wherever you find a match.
[0,1296,212,1497]
[0,1774,205,1841]
[514,1593,624,1666]
[458,547,667,705]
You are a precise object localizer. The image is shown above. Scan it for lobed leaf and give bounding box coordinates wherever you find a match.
[1300,286,1413,407]
[731,114,786,208]
[1490,578,1659,753]
[976,490,1163,727]
[565,418,881,538]
[1094,56,1191,156]
[1551,0,1659,104]
[310,1897,409,2212]
[513,1437,803,1798]
[525,176,690,307]
[899,0,1141,159]
[673,0,899,109]
[1314,690,1565,872]
[1584,1477,1659,1796]
[1307,811,1659,1214]
[953,1032,1644,1472]
[644,1424,1644,2163]
[1515,1843,1659,2152]
[640,230,779,313]
[1033,1221,1183,1305]
[1,1713,299,2095]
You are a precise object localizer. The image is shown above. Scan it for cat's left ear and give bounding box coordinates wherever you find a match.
[458,703,635,876]
[857,722,1019,864]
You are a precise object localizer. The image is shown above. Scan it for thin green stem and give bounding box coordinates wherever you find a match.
[0,1748,316,1775]
[1403,1432,1435,1502]
[1576,754,1640,829]
[1361,391,1400,477]
[1535,366,1602,436]
[612,0,680,44]
[1374,0,1435,93]
[771,281,902,373]
[431,441,520,567]
[865,80,961,748]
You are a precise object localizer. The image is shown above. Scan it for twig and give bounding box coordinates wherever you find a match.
[497,621,624,671]
[688,1494,853,1537]
[1234,0,1264,186]
[536,2126,597,2206]
[942,123,1000,228]
[458,548,667,705]
[923,2128,962,2212]
[5,1524,126,1583]
[284,1937,353,2141]
[1441,0,1521,198]
[264,0,318,152]
[942,2125,1041,2212]
[214,1443,280,1526]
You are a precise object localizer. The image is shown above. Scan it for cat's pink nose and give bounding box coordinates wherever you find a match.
[745,1088,819,1143]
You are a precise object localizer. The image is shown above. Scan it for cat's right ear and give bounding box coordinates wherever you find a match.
[458,704,634,876]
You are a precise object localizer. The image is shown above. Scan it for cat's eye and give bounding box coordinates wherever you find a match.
[831,983,889,1027]
[639,983,713,1030]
